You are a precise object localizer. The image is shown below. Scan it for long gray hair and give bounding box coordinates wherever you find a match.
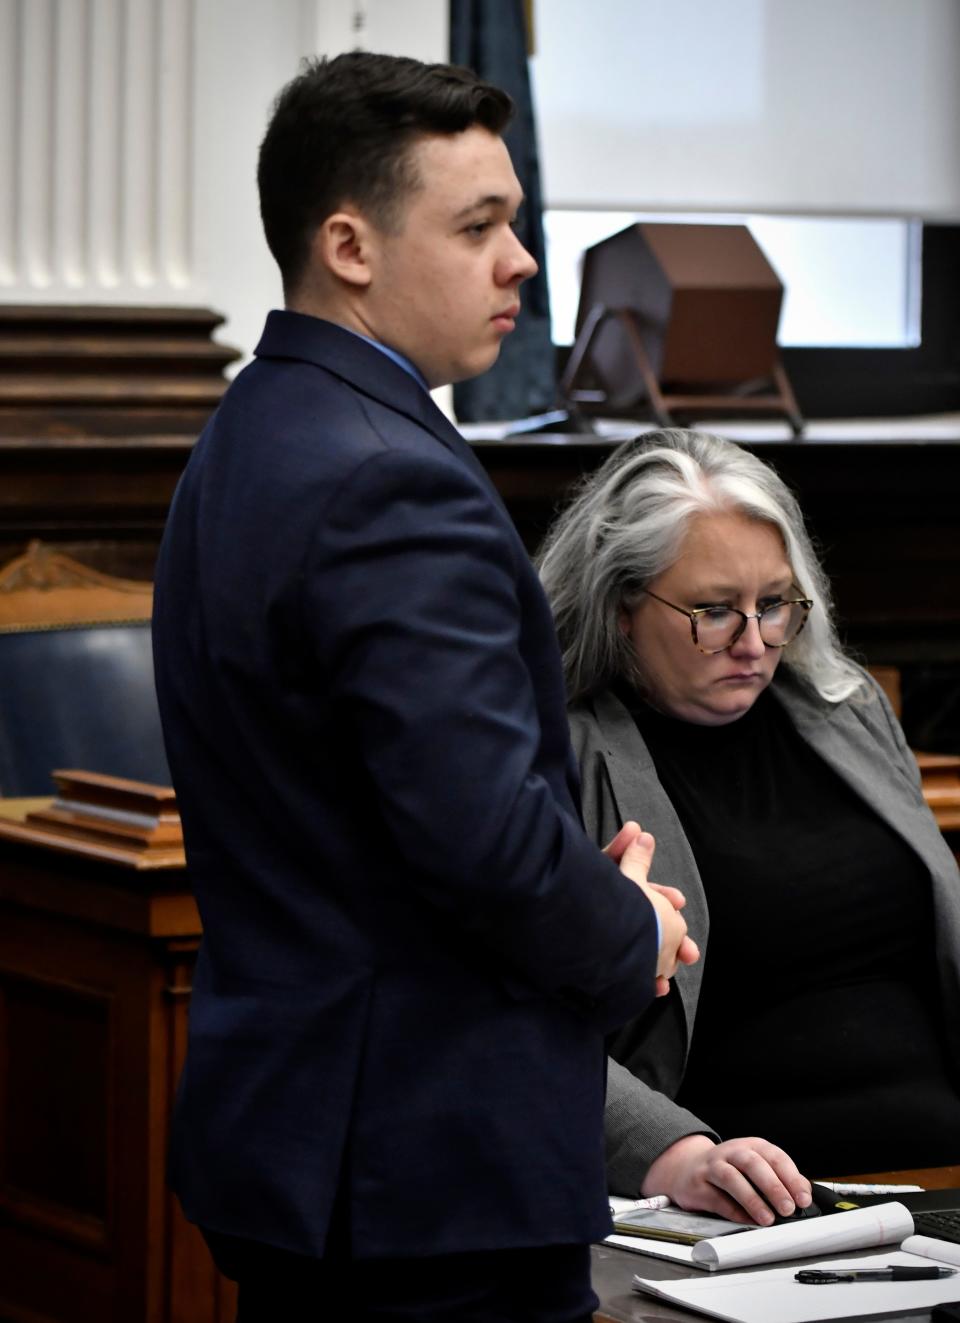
[536,429,865,704]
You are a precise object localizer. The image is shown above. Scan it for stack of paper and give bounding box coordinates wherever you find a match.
[609,1201,913,1271]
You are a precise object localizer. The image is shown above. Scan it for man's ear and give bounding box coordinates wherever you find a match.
[312,211,374,288]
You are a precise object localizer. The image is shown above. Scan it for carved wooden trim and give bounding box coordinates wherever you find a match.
[0,540,153,631]
[0,540,151,594]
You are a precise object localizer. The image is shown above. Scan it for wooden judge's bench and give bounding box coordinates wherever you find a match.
[0,801,235,1323]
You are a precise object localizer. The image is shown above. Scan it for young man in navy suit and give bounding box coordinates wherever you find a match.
[152,51,696,1322]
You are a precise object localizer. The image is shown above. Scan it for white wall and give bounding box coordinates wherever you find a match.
[197,0,449,363]
[193,0,305,364]
[531,0,960,217]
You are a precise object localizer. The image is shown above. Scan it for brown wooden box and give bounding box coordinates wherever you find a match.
[567,222,801,429]
[577,222,784,386]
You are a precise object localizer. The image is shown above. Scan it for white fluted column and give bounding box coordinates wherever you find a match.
[0,0,198,304]
[0,0,451,363]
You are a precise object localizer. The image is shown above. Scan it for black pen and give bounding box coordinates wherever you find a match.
[796,1266,958,1283]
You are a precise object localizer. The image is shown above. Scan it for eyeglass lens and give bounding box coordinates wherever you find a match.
[696,601,808,650]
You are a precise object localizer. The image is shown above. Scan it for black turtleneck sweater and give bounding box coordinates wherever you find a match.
[616,682,960,1174]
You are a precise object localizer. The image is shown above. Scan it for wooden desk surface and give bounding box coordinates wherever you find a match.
[592,1168,960,1323]
[0,803,197,938]
[0,796,50,822]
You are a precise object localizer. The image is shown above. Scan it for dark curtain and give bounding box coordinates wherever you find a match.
[450,0,556,422]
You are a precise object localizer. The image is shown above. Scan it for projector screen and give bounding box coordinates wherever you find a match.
[530,0,960,218]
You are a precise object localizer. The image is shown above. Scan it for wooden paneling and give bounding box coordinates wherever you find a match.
[0,837,235,1323]
[1,973,111,1231]
[0,306,236,580]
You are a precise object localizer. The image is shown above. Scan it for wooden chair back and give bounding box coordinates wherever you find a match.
[0,540,153,632]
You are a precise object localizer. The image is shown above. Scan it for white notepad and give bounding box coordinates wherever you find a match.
[634,1237,960,1323]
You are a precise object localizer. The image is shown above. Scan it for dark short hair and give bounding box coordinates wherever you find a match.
[257,51,514,292]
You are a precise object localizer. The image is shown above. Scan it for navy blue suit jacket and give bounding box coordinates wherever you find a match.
[153,311,659,1259]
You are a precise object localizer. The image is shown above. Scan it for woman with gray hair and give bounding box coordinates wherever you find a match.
[538,429,960,1226]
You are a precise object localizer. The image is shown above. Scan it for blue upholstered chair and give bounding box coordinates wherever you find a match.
[0,542,169,797]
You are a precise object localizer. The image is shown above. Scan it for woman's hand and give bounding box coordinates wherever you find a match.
[640,1133,812,1225]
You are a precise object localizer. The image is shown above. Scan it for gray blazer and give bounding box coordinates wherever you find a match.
[569,666,960,1194]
